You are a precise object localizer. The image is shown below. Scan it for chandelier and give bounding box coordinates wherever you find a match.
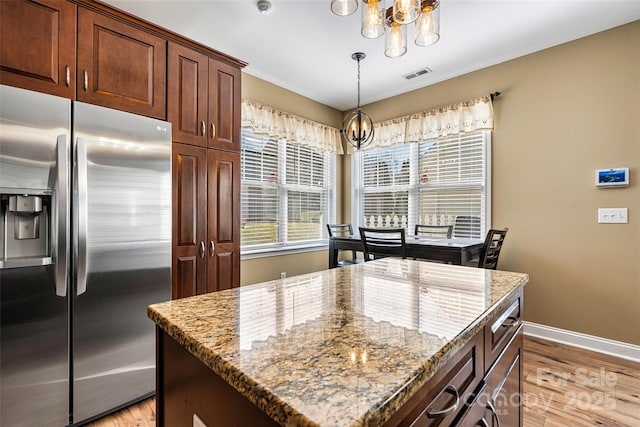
[340,52,374,150]
[330,0,440,58]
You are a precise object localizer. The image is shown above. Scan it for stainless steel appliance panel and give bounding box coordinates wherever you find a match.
[72,102,171,423]
[0,85,70,427]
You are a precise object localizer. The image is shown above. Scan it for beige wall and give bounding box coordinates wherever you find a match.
[240,74,343,284]
[353,21,640,345]
[241,22,639,345]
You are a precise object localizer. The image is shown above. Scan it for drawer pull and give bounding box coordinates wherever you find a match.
[199,241,205,258]
[201,120,206,137]
[502,316,519,328]
[209,241,215,257]
[487,401,501,427]
[210,122,216,139]
[65,65,70,87]
[427,385,459,419]
[83,70,88,91]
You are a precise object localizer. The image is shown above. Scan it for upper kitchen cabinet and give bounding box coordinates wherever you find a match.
[168,42,241,152]
[77,7,166,119]
[0,0,76,98]
[167,42,208,147]
[207,59,241,152]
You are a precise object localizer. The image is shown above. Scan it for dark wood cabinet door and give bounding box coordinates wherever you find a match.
[0,0,76,98]
[167,42,208,147]
[206,150,240,292]
[77,7,166,119]
[207,58,241,152]
[485,330,523,427]
[172,143,207,299]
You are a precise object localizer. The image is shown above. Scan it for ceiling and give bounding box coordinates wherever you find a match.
[103,0,640,111]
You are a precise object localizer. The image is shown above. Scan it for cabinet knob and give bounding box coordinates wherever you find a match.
[209,241,215,257]
[199,241,205,258]
[83,70,88,91]
[201,121,206,137]
[210,123,216,139]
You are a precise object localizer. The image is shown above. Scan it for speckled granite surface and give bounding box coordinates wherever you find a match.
[148,259,528,427]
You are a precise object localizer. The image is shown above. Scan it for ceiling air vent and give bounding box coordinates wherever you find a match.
[403,67,433,80]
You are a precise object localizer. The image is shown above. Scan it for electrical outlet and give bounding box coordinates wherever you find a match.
[598,208,628,224]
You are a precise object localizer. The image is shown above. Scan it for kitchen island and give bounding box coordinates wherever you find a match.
[149,259,528,426]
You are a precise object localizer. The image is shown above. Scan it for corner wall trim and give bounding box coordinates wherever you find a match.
[523,321,640,363]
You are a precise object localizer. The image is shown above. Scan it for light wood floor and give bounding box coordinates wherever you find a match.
[87,336,640,427]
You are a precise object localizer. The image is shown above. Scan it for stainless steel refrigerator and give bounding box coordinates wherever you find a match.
[0,85,171,426]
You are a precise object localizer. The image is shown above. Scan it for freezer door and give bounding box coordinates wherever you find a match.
[72,103,171,423]
[0,85,71,426]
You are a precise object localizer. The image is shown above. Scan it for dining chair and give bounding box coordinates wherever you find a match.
[453,215,482,238]
[327,224,363,267]
[359,227,407,261]
[477,228,508,270]
[415,224,453,238]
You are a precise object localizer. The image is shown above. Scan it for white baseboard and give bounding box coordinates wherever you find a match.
[523,321,640,363]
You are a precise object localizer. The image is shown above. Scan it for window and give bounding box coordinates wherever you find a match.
[241,130,336,254]
[352,131,490,238]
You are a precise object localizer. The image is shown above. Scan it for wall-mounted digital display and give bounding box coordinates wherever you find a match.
[595,168,629,188]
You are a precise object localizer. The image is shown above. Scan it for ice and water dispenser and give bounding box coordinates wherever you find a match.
[0,193,51,268]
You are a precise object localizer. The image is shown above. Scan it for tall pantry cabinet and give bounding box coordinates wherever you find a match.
[168,42,242,299]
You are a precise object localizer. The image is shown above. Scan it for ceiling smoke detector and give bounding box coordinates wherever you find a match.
[257,0,273,15]
[402,67,433,80]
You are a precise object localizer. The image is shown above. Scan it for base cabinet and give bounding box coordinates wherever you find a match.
[156,292,525,426]
[172,143,240,299]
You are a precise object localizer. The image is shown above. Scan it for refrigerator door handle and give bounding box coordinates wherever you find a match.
[55,134,69,297]
[76,137,88,296]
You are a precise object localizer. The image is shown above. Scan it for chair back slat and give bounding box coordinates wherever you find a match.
[359,227,406,261]
[478,228,508,270]
[327,223,354,238]
[415,224,453,238]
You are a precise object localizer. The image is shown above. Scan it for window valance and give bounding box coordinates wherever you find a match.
[366,95,494,150]
[241,100,344,154]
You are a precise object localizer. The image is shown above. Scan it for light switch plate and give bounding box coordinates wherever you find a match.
[598,208,628,224]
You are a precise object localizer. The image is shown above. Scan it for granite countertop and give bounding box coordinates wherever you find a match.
[148,259,529,427]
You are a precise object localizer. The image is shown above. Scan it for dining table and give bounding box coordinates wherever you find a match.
[328,234,484,268]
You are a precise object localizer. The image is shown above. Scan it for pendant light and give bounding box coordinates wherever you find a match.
[341,52,374,151]
[332,0,441,57]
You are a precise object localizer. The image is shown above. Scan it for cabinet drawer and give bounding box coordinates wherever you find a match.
[384,332,484,427]
[484,289,522,370]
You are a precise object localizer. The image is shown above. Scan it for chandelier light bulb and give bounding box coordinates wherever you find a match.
[385,21,407,58]
[393,0,420,24]
[361,0,385,39]
[415,1,440,46]
[331,0,358,16]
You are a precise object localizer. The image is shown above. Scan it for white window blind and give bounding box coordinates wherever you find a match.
[241,130,336,253]
[353,131,490,238]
